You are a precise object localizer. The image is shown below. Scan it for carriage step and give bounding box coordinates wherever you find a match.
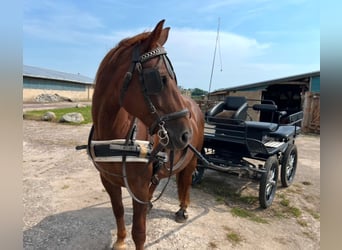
[264,141,285,148]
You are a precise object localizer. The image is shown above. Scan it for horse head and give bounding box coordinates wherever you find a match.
[118,19,192,150]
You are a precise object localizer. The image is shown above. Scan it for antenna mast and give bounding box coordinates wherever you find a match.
[207,17,222,102]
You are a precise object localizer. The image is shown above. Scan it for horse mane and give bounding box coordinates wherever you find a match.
[95,31,151,83]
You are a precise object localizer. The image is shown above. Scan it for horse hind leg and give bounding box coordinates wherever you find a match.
[100,174,127,250]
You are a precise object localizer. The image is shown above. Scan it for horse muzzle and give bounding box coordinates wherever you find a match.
[165,125,193,150]
[150,108,192,150]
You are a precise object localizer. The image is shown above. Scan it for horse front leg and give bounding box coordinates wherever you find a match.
[175,158,197,223]
[147,178,159,212]
[100,174,127,250]
[131,196,149,250]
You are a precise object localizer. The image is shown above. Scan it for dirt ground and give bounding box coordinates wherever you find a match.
[23,120,320,250]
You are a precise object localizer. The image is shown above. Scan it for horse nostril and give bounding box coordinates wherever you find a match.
[181,131,190,144]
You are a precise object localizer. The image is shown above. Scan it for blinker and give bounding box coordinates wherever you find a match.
[143,68,164,95]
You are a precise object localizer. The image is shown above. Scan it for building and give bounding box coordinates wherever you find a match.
[23,65,94,102]
[209,71,319,101]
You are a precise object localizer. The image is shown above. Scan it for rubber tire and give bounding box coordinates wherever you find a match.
[259,156,279,208]
[281,144,298,187]
[192,166,205,185]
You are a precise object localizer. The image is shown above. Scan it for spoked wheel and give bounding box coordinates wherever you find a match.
[192,166,205,185]
[281,144,298,187]
[259,156,279,208]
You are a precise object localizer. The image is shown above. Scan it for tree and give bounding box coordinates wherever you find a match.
[191,88,208,97]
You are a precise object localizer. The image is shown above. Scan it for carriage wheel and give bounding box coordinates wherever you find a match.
[281,144,298,187]
[259,156,279,208]
[192,166,205,185]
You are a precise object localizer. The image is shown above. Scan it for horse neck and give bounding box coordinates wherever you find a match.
[92,97,149,141]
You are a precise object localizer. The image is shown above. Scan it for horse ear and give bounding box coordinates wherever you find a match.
[158,27,170,46]
[144,19,168,50]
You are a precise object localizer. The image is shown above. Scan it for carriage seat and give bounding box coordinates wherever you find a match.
[245,121,278,132]
[245,121,278,141]
[245,104,301,140]
[245,122,300,141]
[207,96,248,121]
[269,125,301,139]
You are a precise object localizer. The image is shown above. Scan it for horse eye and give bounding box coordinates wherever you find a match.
[161,76,167,86]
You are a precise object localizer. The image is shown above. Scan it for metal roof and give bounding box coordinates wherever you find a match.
[211,71,320,94]
[23,65,94,85]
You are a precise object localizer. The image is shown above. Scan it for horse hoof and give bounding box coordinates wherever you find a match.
[112,242,126,250]
[175,209,188,223]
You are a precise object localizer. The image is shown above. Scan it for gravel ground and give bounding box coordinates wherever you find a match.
[23,120,320,249]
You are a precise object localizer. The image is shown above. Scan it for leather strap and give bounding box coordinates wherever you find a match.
[119,45,141,106]
[149,108,189,135]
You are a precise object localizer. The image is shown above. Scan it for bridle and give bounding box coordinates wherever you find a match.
[119,45,189,146]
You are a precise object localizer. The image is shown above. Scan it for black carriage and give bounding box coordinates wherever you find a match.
[190,96,302,208]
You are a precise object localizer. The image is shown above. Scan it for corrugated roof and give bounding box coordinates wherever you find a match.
[211,71,320,94]
[23,65,94,85]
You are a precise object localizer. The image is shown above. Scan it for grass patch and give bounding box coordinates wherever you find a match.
[23,113,44,121]
[238,195,259,205]
[305,208,320,220]
[278,193,303,218]
[226,232,242,245]
[277,193,286,199]
[231,207,250,218]
[215,196,225,203]
[280,198,290,207]
[288,206,302,217]
[197,181,259,206]
[23,106,92,125]
[223,226,243,246]
[230,207,268,224]
[271,209,287,219]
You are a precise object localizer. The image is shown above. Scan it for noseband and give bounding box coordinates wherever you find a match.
[119,45,189,144]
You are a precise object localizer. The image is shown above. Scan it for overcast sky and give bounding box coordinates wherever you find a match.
[23,0,319,91]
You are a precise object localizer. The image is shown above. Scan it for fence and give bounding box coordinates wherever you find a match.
[302,92,320,134]
[196,100,219,114]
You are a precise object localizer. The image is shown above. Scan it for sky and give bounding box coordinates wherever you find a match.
[23,0,320,92]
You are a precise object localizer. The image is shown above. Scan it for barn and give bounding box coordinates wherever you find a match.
[23,65,94,102]
[207,71,320,133]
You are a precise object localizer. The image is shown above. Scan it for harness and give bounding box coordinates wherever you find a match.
[79,45,190,204]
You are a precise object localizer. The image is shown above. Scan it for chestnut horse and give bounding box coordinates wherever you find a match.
[89,20,204,249]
